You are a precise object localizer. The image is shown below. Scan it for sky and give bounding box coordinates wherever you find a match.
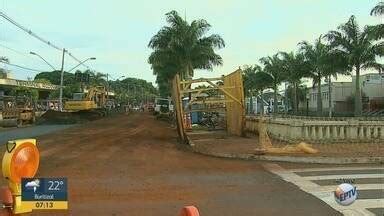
[0,0,381,85]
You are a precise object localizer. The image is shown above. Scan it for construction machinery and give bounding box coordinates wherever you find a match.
[64,86,107,111]
[0,96,35,127]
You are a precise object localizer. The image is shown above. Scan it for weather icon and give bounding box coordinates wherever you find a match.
[25,179,40,192]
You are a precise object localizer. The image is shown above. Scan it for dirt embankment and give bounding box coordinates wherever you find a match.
[37,110,106,125]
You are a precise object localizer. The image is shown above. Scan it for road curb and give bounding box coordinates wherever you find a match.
[190,146,384,164]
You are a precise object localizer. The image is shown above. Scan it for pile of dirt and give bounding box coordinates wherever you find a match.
[37,110,105,124]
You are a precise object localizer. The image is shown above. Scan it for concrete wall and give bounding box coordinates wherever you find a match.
[245,116,384,143]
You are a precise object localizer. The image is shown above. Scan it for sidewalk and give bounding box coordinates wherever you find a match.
[188,131,384,164]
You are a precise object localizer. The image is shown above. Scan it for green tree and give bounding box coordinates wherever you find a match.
[109,77,157,105]
[243,65,258,113]
[253,70,273,114]
[322,50,349,117]
[371,1,384,16]
[259,54,285,113]
[326,15,384,116]
[0,56,9,63]
[299,36,335,116]
[279,51,309,114]
[148,10,225,89]
[34,71,75,85]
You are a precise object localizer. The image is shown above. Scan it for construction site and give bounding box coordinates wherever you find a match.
[1,68,382,215]
[1,2,384,215]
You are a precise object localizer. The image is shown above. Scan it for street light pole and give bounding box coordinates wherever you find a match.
[59,48,66,111]
[29,52,56,71]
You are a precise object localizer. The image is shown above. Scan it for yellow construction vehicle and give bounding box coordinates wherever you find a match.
[64,86,107,111]
[0,96,35,127]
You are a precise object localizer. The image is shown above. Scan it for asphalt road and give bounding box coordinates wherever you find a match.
[0,124,76,144]
[267,162,384,216]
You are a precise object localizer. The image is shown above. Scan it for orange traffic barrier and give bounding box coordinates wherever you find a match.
[179,206,200,216]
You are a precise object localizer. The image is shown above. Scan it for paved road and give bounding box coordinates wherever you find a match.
[264,163,384,216]
[0,113,341,216]
[0,124,76,144]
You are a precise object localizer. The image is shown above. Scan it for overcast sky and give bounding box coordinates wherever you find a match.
[0,0,381,85]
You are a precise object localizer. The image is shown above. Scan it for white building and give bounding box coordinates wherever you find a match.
[300,73,384,113]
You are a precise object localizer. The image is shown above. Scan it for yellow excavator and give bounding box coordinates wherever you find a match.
[64,86,107,111]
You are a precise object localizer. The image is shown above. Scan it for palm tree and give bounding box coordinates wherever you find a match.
[371,1,384,16]
[243,65,256,114]
[148,10,225,81]
[254,70,273,114]
[260,54,285,114]
[298,36,333,116]
[243,65,259,114]
[322,49,349,117]
[279,51,309,114]
[326,15,384,116]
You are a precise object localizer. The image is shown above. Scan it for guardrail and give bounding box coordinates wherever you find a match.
[245,116,384,143]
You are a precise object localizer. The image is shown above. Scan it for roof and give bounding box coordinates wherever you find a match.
[0,78,59,91]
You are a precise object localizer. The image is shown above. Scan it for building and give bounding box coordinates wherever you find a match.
[246,91,285,114]
[299,73,384,113]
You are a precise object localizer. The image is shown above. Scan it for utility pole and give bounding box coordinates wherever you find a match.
[59,48,66,111]
[328,75,332,118]
[106,73,109,100]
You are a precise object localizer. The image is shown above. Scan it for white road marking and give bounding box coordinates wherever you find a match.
[290,166,384,173]
[317,184,383,192]
[263,163,384,216]
[303,174,384,181]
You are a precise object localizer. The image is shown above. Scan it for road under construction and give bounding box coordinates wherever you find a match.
[0,112,340,215]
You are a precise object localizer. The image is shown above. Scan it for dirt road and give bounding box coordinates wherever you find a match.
[0,124,75,144]
[2,113,339,215]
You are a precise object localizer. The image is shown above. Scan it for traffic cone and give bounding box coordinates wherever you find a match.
[179,206,200,216]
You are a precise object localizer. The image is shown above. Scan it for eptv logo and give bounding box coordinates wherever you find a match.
[334,183,357,206]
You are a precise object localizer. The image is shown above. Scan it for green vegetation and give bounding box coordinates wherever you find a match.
[326,15,384,116]
[243,5,383,116]
[148,10,225,97]
[109,77,157,105]
[371,1,384,16]
[33,71,157,104]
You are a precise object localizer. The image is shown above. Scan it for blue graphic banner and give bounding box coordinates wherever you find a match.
[21,178,68,201]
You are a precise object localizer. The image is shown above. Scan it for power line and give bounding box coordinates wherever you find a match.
[0,43,34,59]
[0,11,90,69]
[0,60,43,72]
[0,11,61,51]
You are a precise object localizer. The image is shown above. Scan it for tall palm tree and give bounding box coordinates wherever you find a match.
[243,65,258,114]
[326,15,384,116]
[279,51,309,114]
[0,56,9,63]
[243,65,270,114]
[298,36,333,116]
[148,10,225,81]
[321,49,350,117]
[254,70,274,114]
[260,54,285,113]
[371,1,384,16]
